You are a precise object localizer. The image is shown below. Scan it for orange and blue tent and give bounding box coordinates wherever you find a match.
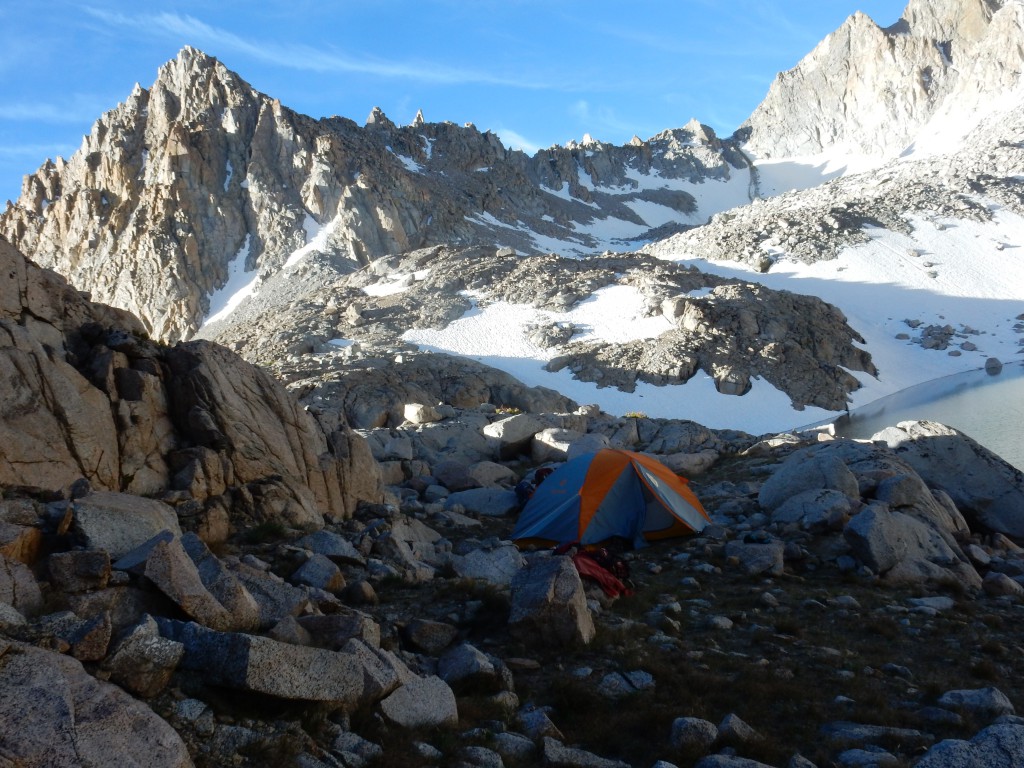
[511,449,710,547]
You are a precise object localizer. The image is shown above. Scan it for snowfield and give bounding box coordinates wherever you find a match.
[404,207,1024,436]
[200,96,1024,441]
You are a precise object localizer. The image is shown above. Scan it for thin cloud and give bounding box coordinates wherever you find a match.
[495,128,544,155]
[569,100,644,141]
[584,1,839,63]
[84,7,557,90]
[571,100,591,121]
[0,100,102,124]
[0,142,77,160]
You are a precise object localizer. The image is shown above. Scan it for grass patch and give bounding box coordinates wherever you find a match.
[239,520,287,544]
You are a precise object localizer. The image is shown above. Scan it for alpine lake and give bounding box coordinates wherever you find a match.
[805,359,1024,472]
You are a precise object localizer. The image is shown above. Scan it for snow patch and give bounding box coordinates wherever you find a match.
[903,83,1024,160]
[387,145,424,173]
[545,182,599,209]
[284,213,336,269]
[363,268,431,297]
[750,149,884,197]
[403,286,828,433]
[203,235,257,327]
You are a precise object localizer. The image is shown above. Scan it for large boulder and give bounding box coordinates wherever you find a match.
[936,687,1016,721]
[379,675,458,728]
[142,535,252,632]
[180,533,261,630]
[71,492,182,559]
[224,560,313,629]
[757,447,859,512]
[483,413,547,459]
[532,427,584,463]
[542,737,630,768]
[915,723,1024,768]
[756,440,983,589]
[0,320,122,493]
[0,552,44,617]
[451,543,526,586]
[294,529,365,565]
[844,503,980,590]
[101,615,184,698]
[437,642,507,694]
[403,403,442,424]
[509,555,595,646]
[873,421,1024,540]
[157,619,396,708]
[445,488,520,517]
[724,539,785,576]
[47,549,111,594]
[166,340,381,523]
[0,239,143,494]
[771,488,855,531]
[0,239,382,521]
[0,640,193,767]
[0,499,45,564]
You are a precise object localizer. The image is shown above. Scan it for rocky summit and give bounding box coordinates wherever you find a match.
[3,0,1024,767]
[0,47,746,344]
[741,0,1024,159]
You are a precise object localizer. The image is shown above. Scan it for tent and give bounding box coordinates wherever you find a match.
[511,449,710,547]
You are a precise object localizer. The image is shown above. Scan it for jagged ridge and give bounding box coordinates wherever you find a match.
[0,48,748,343]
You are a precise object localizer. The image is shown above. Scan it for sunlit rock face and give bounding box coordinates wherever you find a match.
[740,0,1024,159]
[0,49,748,343]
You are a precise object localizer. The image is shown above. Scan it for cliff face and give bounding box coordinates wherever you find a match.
[0,236,381,523]
[739,0,1023,159]
[0,49,747,343]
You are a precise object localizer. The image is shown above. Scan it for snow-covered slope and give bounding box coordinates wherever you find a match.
[387,102,1024,434]
[383,207,1022,434]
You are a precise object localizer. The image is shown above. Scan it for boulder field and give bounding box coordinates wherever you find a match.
[3,238,1024,766]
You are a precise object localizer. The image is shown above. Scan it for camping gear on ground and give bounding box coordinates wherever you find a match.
[511,448,710,548]
[571,548,633,597]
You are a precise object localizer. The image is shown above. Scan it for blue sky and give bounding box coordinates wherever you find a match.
[0,1,908,201]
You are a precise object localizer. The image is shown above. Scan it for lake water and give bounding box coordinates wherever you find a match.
[805,360,1024,471]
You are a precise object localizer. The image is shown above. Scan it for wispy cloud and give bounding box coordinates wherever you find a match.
[0,100,102,124]
[0,142,77,160]
[585,1,829,62]
[495,128,545,155]
[569,100,645,141]
[84,7,557,89]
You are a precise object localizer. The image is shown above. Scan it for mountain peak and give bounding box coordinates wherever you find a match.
[739,0,1018,159]
[366,106,396,130]
[158,46,219,80]
[895,0,1000,44]
[149,45,237,105]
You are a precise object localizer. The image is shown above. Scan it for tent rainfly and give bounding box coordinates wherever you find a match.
[511,449,710,547]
